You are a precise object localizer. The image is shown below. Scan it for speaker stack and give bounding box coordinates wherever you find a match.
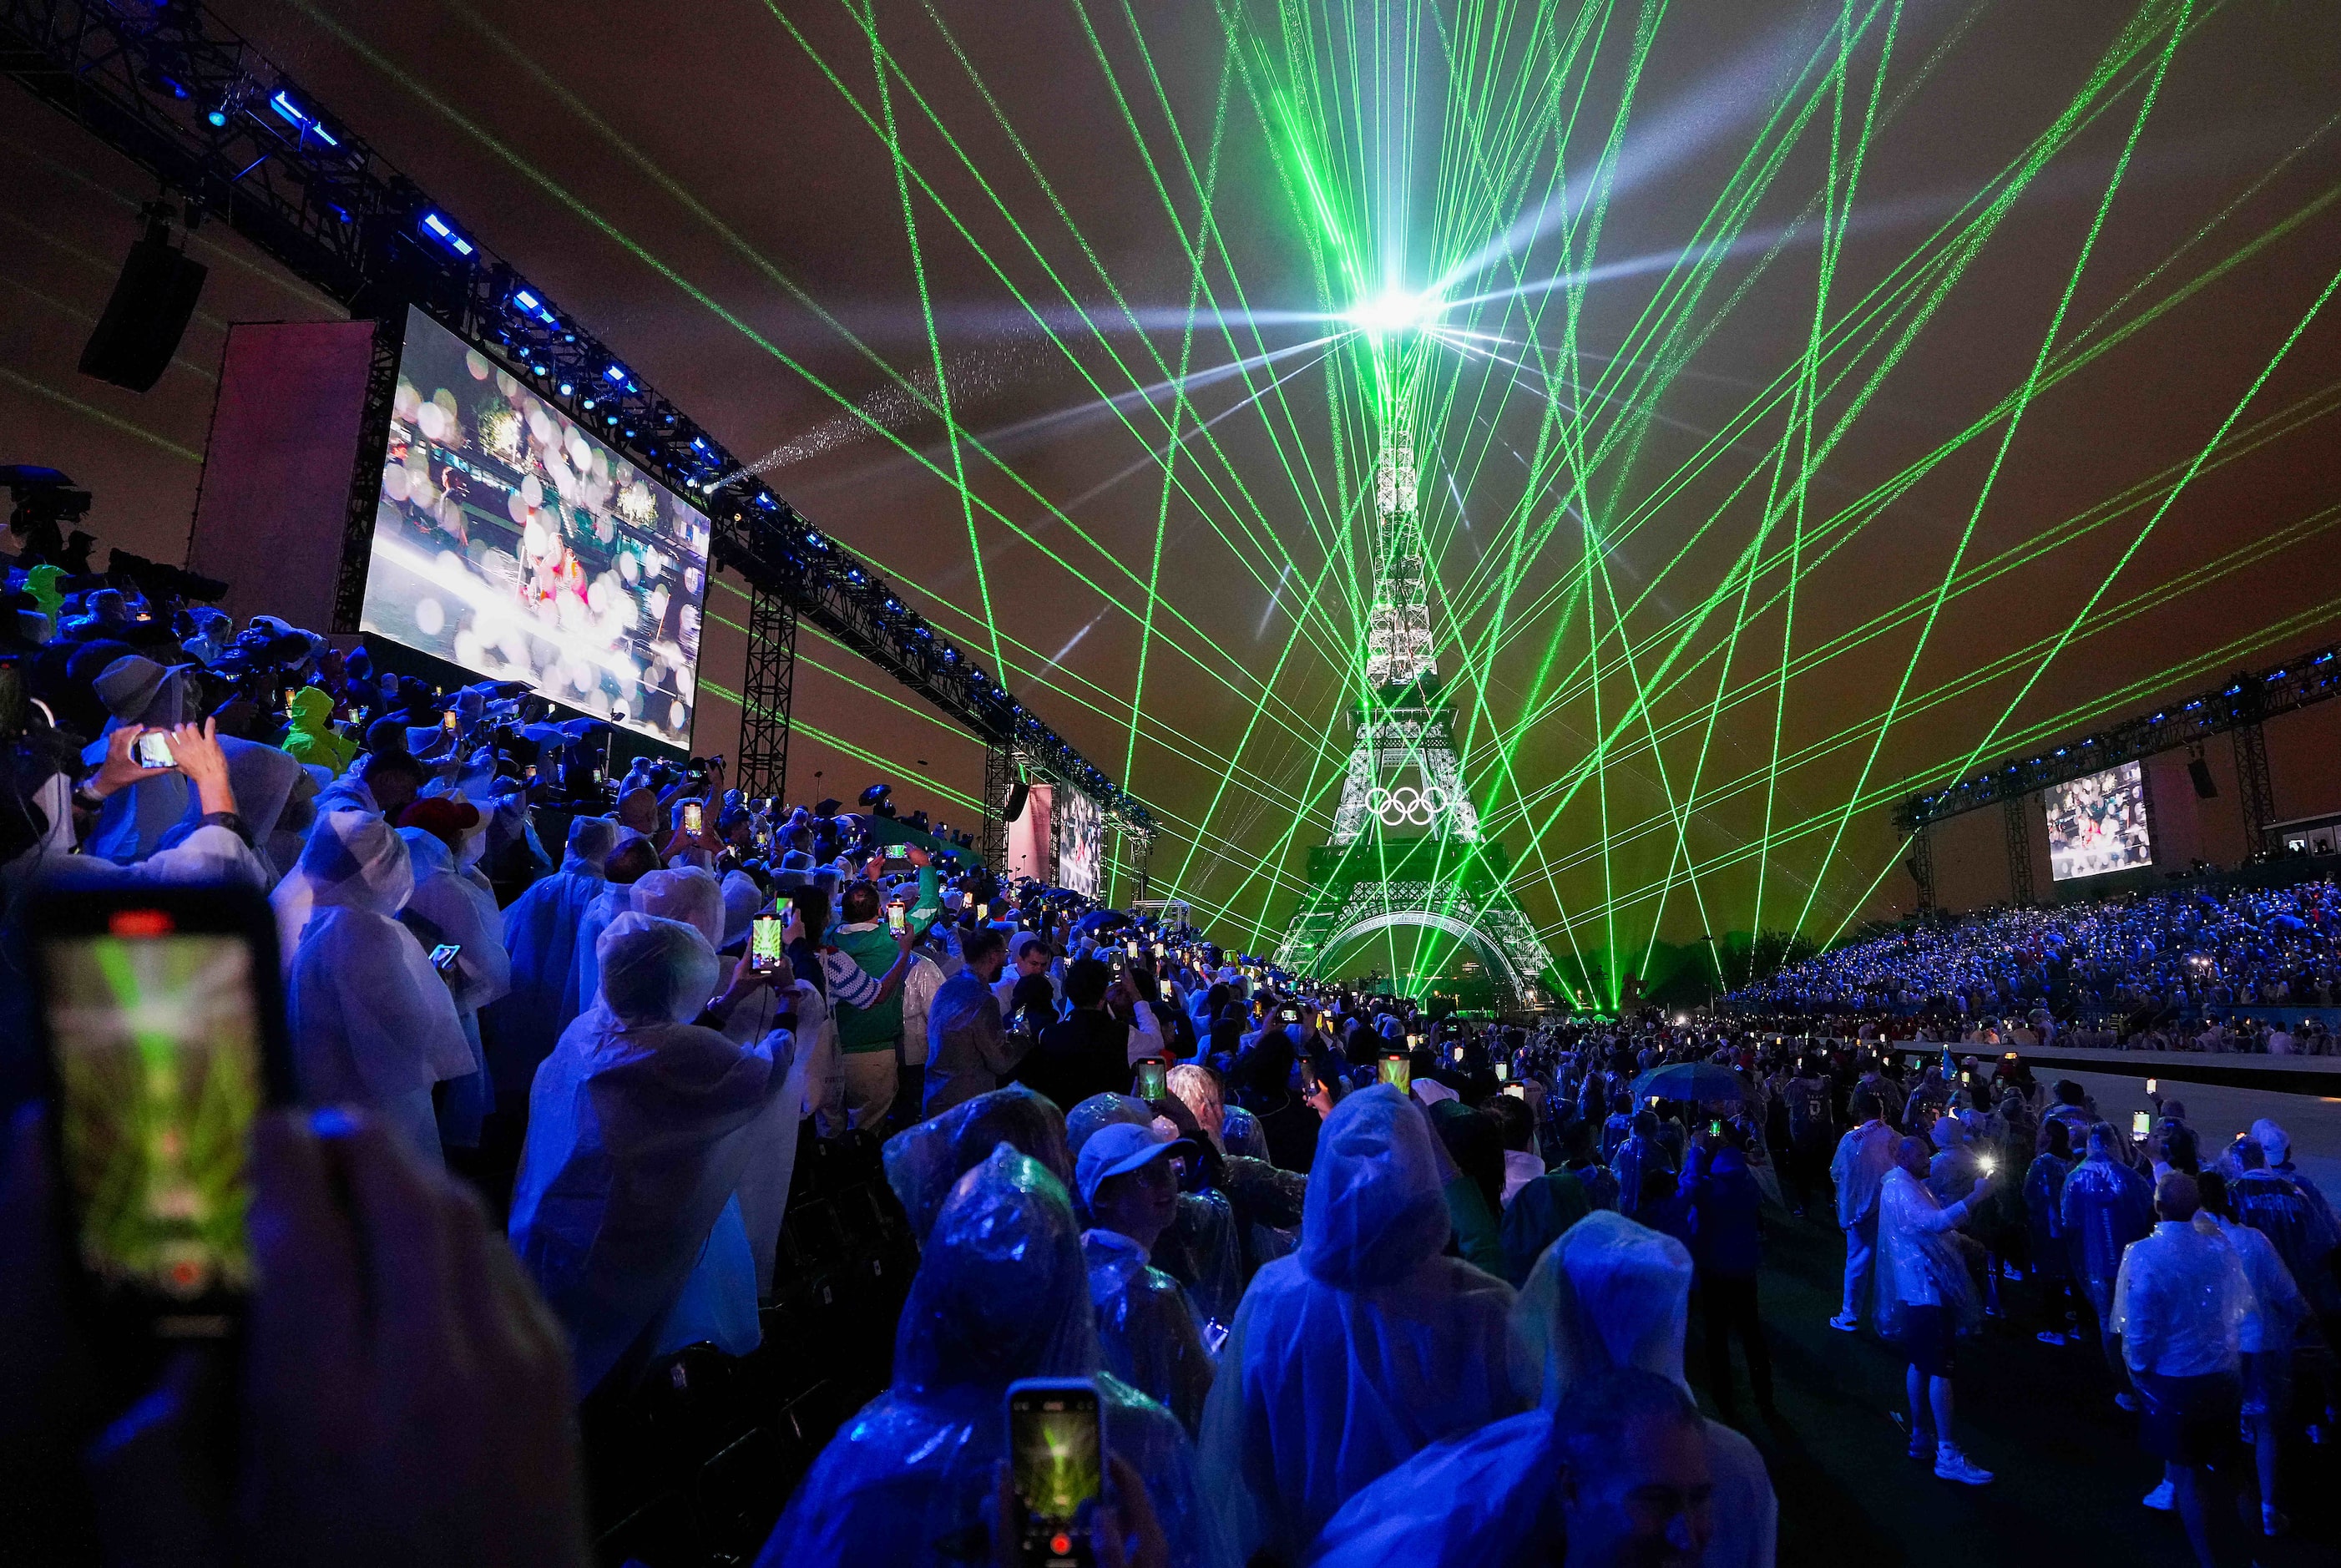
[79,210,207,394]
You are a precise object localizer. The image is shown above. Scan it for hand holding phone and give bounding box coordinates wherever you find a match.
[133,729,175,771]
[427,943,462,976]
[1134,1059,1167,1100]
[682,802,705,837]
[887,904,908,935]
[1379,1055,1411,1092]
[31,885,294,1361]
[1007,1378,1103,1567]
[751,915,787,975]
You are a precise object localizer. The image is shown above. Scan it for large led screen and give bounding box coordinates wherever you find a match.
[1058,785,1103,899]
[359,306,709,746]
[2045,761,2153,881]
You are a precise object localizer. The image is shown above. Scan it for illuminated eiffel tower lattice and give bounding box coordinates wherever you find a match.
[1272,428,1560,1008]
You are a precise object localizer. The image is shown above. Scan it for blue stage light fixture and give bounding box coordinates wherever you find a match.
[419,211,474,256]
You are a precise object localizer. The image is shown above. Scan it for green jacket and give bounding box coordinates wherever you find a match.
[830,867,944,1054]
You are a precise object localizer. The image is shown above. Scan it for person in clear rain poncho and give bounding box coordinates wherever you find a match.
[1077,1121,1218,1436]
[565,829,660,1023]
[1304,1208,1776,1568]
[884,1082,1077,1245]
[149,735,306,882]
[282,811,474,1163]
[1196,1084,1520,1564]
[483,816,617,1101]
[2111,1173,2257,1567]
[1877,1136,1994,1485]
[631,865,810,1300]
[2062,1121,2156,1393]
[1066,1091,1251,1352]
[507,912,796,1394]
[756,1144,1232,1568]
[396,824,512,1151]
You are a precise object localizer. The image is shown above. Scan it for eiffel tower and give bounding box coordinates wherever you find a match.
[1272,427,1560,1009]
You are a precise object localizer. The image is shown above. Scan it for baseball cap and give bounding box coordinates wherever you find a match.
[397,796,483,847]
[1074,1121,1195,1212]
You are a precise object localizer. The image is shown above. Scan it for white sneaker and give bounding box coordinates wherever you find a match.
[1828,1313,1860,1333]
[1934,1445,1994,1485]
[2141,1479,2175,1511]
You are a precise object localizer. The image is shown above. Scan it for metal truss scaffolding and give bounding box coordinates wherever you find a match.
[2232,720,2274,859]
[2,0,1152,851]
[736,581,798,802]
[2004,795,2035,908]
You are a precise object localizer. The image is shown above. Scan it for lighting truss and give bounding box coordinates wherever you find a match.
[1894,639,2341,832]
[0,0,1152,835]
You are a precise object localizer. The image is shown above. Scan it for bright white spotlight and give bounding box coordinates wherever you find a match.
[1347,288,1442,336]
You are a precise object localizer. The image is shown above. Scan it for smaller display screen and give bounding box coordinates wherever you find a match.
[46,932,263,1317]
[751,916,786,970]
[1012,1394,1101,1525]
[2045,761,2152,881]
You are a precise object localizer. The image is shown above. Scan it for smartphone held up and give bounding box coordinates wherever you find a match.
[28,885,294,1365]
[1008,1378,1104,1567]
[751,914,787,974]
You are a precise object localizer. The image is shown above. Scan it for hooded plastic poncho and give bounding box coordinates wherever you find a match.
[756,1145,1233,1568]
[642,866,806,1298]
[2231,1166,2341,1315]
[2060,1153,2154,1317]
[1873,1166,1980,1339]
[1195,1085,1520,1564]
[884,1083,1076,1244]
[1310,1210,1776,1568]
[482,816,617,1096]
[149,736,307,881]
[1079,1090,1250,1341]
[397,826,512,1149]
[1084,1227,1217,1437]
[280,685,356,774]
[283,812,473,1162]
[1068,1091,1155,1159]
[563,831,660,1018]
[508,913,795,1393]
[2253,1117,2341,1242]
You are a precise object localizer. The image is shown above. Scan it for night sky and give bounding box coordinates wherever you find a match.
[7,0,2340,1002]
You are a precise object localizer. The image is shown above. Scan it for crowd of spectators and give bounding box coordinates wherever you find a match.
[0,556,1786,1564]
[9,539,2336,1565]
[1730,879,2341,1050]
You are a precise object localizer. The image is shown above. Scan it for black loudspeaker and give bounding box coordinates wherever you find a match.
[1002,777,1031,823]
[2188,757,2218,799]
[79,220,207,393]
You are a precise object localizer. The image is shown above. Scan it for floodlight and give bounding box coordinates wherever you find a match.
[1346,288,1441,336]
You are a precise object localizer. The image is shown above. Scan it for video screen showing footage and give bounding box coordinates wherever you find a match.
[359,305,710,746]
[2045,761,2153,882]
[1058,786,1103,899]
